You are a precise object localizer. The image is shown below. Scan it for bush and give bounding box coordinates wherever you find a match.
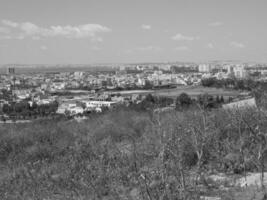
[1,107,267,199]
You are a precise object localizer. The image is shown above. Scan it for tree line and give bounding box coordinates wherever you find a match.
[129,92,228,112]
[1,100,58,120]
[201,77,267,91]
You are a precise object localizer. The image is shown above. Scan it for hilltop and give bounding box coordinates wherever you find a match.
[1,105,267,199]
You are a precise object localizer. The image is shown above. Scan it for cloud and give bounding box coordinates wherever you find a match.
[137,46,162,51]
[174,46,189,51]
[91,46,101,51]
[123,49,134,54]
[141,24,151,30]
[2,19,18,27]
[0,35,11,40]
[230,41,245,48]
[32,36,41,40]
[172,33,199,41]
[0,35,16,40]
[15,35,25,40]
[0,35,24,40]
[124,46,162,54]
[0,26,10,34]
[40,45,48,50]
[208,21,223,27]
[1,19,111,41]
[207,43,214,49]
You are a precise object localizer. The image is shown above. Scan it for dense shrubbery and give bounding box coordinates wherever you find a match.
[129,94,174,111]
[129,92,225,112]
[1,101,58,120]
[175,92,225,111]
[1,103,267,199]
[201,77,267,91]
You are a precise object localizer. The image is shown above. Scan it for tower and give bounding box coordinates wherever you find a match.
[7,67,15,75]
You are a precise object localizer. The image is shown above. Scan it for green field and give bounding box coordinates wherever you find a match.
[154,86,243,98]
[117,86,244,98]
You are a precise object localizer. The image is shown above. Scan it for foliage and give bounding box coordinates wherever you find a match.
[201,77,266,91]
[1,101,59,120]
[129,94,174,111]
[175,92,224,110]
[1,98,267,199]
[176,92,192,110]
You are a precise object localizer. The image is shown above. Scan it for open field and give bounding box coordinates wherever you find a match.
[154,86,244,98]
[115,86,245,98]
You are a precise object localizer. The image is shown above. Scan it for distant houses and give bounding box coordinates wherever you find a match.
[12,89,32,100]
[81,100,116,109]
[56,99,118,116]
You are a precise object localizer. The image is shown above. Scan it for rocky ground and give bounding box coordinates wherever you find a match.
[200,173,267,200]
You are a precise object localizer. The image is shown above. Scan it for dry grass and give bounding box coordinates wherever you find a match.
[0,108,267,200]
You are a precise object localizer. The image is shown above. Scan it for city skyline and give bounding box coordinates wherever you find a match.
[0,0,267,64]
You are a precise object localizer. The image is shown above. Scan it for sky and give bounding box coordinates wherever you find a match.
[0,0,267,64]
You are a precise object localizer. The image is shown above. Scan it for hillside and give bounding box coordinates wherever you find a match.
[1,107,267,200]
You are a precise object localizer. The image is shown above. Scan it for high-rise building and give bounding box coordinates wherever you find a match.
[7,67,15,75]
[233,65,247,79]
[198,64,212,73]
[226,65,234,74]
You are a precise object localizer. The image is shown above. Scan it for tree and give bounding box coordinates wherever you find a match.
[176,93,192,110]
[143,80,153,89]
[2,104,10,114]
[220,95,225,103]
[197,93,217,109]
[216,95,220,104]
[145,94,156,103]
[228,96,233,103]
[185,109,216,189]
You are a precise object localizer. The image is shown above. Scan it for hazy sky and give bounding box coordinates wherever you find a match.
[0,0,267,64]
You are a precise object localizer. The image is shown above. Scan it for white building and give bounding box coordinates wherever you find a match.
[198,64,212,73]
[12,89,31,100]
[50,82,66,90]
[215,72,228,80]
[137,78,146,86]
[57,102,78,114]
[82,100,117,109]
[36,99,53,105]
[225,65,234,75]
[68,106,84,115]
[74,71,84,79]
[233,65,248,79]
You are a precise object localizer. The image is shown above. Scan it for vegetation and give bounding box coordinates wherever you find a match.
[129,92,226,112]
[1,101,59,120]
[1,93,267,199]
[129,94,173,111]
[201,77,267,91]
